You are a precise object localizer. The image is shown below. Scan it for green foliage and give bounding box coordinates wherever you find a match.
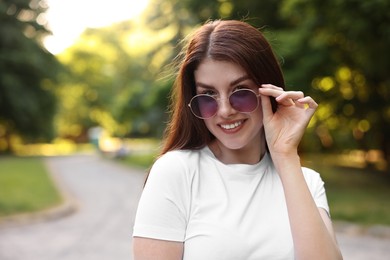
[0,0,61,151]
[145,0,390,167]
[278,0,390,166]
[55,21,174,139]
[48,0,390,168]
[0,156,61,216]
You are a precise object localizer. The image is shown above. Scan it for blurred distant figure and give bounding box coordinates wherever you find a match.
[115,139,129,159]
[87,126,103,153]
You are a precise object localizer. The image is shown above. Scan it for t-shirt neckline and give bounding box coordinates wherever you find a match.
[202,145,271,175]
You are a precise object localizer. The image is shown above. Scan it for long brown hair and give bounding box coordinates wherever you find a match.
[160,20,285,156]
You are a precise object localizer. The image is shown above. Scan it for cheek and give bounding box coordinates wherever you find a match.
[254,105,264,125]
[203,119,214,131]
[203,119,221,138]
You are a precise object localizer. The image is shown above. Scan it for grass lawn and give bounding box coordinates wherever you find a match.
[121,151,390,226]
[118,152,157,170]
[0,156,62,217]
[301,154,390,226]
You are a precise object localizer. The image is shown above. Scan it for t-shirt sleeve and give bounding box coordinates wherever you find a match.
[132,152,190,242]
[302,167,330,216]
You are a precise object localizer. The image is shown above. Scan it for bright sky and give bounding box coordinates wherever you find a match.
[44,0,150,54]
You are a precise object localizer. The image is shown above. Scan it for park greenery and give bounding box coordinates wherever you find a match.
[1,0,390,171]
[0,0,60,150]
[0,156,61,217]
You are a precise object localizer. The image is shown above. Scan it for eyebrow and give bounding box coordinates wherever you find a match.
[196,75,251,89]
[230,75,251,86]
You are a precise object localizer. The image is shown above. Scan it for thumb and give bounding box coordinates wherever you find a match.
[259,89,273,122]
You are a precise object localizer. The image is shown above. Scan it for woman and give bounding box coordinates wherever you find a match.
[133,20,342,260]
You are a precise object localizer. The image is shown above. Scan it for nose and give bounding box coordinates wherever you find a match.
[217,97,236,118]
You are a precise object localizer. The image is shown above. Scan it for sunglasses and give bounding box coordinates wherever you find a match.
[188,89,261,119]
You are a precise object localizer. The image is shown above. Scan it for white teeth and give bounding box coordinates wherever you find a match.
[220,121,242,130]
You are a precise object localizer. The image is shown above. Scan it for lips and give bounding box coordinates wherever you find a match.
[219,120,244,130]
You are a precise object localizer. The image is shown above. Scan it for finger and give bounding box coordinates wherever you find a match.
[274,91,305,107]
[261,84,284,91]
[297,96,318,109]
[258,87,284,98]
[259,91,273,122]
[275,91,304,102]
[259,87,304,101]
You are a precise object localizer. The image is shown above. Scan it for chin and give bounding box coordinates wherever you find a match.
[218,140,248,150]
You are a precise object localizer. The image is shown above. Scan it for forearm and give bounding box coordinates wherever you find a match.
[272,153,342,260]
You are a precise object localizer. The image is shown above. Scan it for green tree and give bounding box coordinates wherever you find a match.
[0,0,60,152]
[55,20,173,140]
[275,0,390,169]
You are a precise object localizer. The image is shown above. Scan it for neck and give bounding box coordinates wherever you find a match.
[209,138,266,165]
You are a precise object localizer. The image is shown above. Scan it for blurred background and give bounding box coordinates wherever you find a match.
[1,0,389,229]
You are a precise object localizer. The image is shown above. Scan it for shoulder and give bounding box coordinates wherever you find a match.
[147,149,202,184]
[301,167,326,192]
[301,166,322,178]
[301,167,324,183]
[301,167,330,213]
[153,149,202,171]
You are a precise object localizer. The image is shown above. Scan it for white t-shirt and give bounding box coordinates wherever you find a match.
[133,146,329,260]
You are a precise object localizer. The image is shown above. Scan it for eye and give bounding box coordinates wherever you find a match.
[233,80,257,92]
[198,89,217,96]
[233,85,250,92]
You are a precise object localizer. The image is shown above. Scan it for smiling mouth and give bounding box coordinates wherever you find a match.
[219,120,244,130]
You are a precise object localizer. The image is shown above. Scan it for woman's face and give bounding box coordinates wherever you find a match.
[193,58,264,152]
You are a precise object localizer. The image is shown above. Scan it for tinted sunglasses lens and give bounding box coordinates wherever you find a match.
[191,95,218,118]
[230,90,258,112]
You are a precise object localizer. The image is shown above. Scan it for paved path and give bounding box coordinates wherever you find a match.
[0,154,389,259]
[0,154,145,260]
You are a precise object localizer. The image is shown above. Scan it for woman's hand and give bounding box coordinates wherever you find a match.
[259,84,318,156]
